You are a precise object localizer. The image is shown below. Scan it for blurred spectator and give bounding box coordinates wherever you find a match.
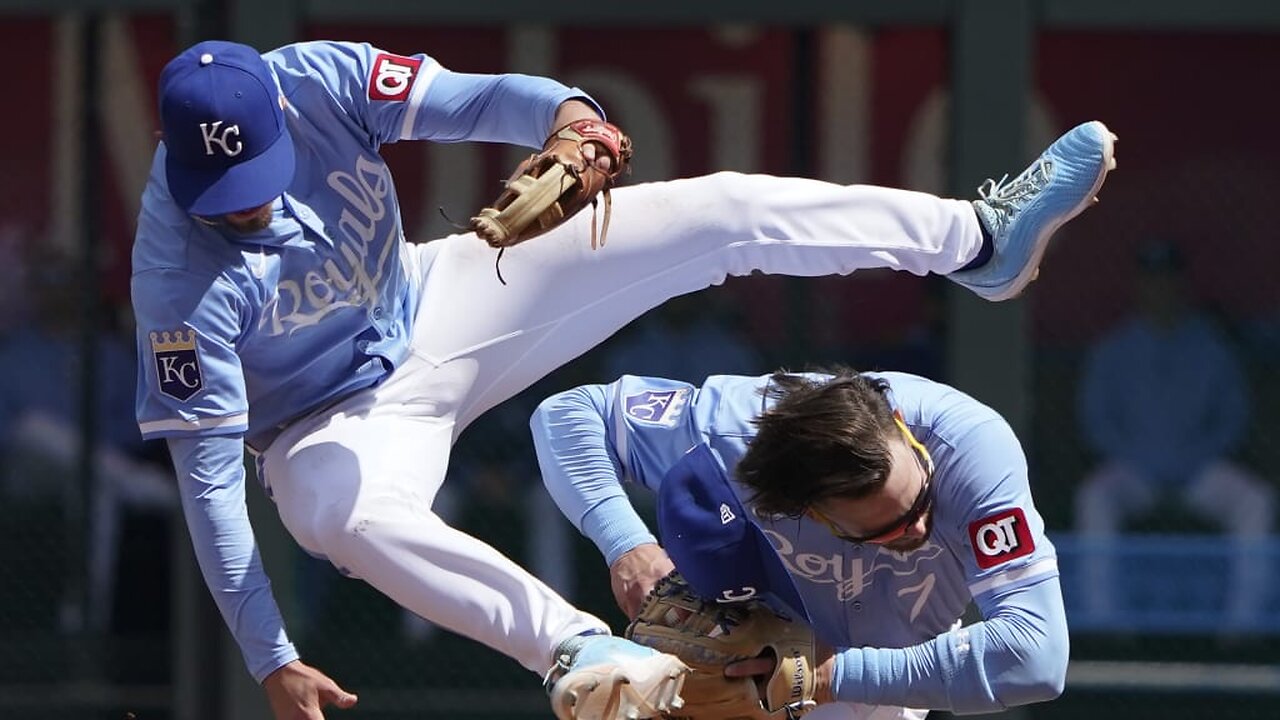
[600,290,764,384]
[0,243,175,633]
[1073,240,1274,628]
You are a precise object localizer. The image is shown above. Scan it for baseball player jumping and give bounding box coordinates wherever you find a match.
[532,369,1067,719]
[132,38,1113,720]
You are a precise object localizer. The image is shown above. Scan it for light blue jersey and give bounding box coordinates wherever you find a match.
[132,40,596,681]
[533,372,1068,713]
[134,41,591,447]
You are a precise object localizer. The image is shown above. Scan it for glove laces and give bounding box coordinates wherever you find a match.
[784,699,819,719]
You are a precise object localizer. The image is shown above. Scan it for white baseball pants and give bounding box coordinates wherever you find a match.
[258,172,982,674]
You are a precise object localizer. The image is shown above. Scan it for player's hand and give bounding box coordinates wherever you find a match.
[263,660,358,720]
[551,99,615,173]
[726,642,836,704]
[610,543,675,618]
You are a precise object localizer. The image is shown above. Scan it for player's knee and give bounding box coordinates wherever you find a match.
[701,170,757,204]
[674,170,752,208]
[306,506,356,556]
[308,493,437,558]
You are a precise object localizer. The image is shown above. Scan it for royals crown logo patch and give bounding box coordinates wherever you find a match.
[151,329,203,401]
[623,387,689,426]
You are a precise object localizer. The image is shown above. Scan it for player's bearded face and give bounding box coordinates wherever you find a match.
[222,202,275,233]
[193,201,275,233]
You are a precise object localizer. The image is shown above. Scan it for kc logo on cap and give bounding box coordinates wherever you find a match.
[158,40,296,216]
[200,120,243,158]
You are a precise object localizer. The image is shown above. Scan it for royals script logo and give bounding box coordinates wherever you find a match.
[151,329,203,401]
[764,530,945,621]
[258,154,400,337]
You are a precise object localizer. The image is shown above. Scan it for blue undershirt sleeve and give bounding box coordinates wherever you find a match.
[831,576,1068,713]
[168,434,298,683]
[531,385,656,566]
[418,69,602,147]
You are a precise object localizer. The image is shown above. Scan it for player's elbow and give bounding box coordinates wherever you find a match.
[530,386,604,477]
[1000,660,1066,707]
[992,623,1069,707]
[530,388,583,434]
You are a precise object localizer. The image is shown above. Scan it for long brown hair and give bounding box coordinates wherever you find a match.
[736,368,897,517]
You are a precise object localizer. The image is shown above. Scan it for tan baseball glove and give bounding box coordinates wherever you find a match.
[625,572,817,720]
[470,118,632,251]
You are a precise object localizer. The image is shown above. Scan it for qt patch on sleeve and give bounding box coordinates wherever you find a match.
[368,53,422,101]
[968,508,1034,569]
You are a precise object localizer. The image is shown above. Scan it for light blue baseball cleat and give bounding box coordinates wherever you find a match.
[949,120,1118,301]
[545,634,689,720]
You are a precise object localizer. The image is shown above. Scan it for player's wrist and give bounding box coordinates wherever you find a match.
[552,98,603,129]
[262,659,304,684]
[252,644,302,684]
[814,644,836,704]
[610,543,672,578]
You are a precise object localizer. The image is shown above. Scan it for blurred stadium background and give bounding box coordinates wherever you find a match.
[0,0,1277,718]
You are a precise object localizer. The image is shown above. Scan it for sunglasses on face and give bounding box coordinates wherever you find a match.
[809,415,935,545]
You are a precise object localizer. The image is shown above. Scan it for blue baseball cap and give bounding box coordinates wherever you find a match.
[159,41,295,216]
[657,443,810,623]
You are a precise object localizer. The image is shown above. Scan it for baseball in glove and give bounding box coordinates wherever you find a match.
[470,118,632,278]
[625,572,817,720]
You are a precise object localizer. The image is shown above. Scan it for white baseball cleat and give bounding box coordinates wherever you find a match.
[545,634,689,720]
